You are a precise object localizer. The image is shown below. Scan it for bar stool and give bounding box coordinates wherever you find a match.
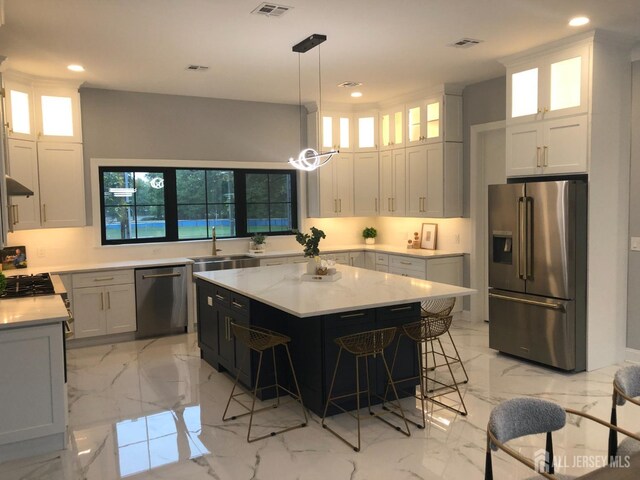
[387,314,468,429]
[421,297,469,385]
[321,326,410,452]
[222,323,307,443]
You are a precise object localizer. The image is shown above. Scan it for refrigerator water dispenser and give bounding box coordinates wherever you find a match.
[492,231,512,265]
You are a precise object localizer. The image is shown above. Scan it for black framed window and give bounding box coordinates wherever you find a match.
[100,167,297,245]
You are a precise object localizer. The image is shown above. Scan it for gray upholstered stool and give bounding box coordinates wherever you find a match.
[485,397,640,480]
[321,326,411,452]
[609,365,640,460]
[222,323,307,443]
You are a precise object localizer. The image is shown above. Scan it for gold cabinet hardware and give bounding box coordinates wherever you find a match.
[543,146,549,167]
[100,292,104,310]
[536,146,542,167]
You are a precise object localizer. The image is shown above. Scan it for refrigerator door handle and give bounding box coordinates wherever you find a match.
[525,196,533,280]
[517,197,526,279]
[489,292,565,311]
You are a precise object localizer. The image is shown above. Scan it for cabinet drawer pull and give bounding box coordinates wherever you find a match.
[94,277,114,282]
[400,261,412,265]
[100,292,104,310]
[215,294,225,300]
[543,146,548,167]
[232,301,244,309]
[106,291,111,309]
[340,312,365,319]
[390,306,412,312]
[141,273,181,279]
[536,146,542,167]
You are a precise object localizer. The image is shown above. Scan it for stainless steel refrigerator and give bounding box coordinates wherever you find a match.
[488,180,587,371]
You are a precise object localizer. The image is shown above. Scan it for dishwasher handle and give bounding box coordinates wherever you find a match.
[141,272,182,280]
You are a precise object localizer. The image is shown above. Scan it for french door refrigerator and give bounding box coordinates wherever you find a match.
[488,180,587,371]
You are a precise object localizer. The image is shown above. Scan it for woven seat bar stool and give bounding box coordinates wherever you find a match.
[222,323,307,443]
[386,314,468,429]
[321,326,411,452]
[421,297,469,386]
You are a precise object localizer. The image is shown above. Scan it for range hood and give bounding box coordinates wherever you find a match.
[5,175,34,197]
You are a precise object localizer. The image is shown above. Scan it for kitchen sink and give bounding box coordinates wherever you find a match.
[189,255,260,272]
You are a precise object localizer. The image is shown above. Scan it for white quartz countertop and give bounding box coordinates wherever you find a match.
[0,295,68,330]
[246,244,465,259]
[194,263,475,317]
[2,257,193,276]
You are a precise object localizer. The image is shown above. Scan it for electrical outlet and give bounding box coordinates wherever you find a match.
[454,234,460,244]
[631,237,640,252]
[36,247,46,257]
[152,248,160,255]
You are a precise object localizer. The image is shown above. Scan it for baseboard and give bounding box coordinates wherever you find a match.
[625,347,640,363]
[453,310,471,322]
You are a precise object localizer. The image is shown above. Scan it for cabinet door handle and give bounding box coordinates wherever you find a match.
[94,277,114,282]
[536,146,542,167]
[106,291,111,309]
[334,199,337,213]
[231,301,244,309]
[14,205,19,224]
[42,204,47,222]
[215,294,225,301]
[374,197,378,212]
[543,146,548,167]
[390,306,412,312]
[100,292,104,310]
[388,197,391,212]
[340,312,365,319]
[339,198,342,212]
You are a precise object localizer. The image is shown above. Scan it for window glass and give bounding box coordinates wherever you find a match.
[100,167,294,244]
[511,68,538,118]
[41,95,74,136]
[10,90,31,135]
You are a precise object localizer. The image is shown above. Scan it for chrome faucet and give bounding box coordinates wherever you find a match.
[211,227,222,256]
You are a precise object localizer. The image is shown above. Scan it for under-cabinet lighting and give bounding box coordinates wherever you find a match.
[568,16,589,27]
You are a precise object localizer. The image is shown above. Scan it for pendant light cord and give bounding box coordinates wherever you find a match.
[297,52,302,151]
[317,45,321,152]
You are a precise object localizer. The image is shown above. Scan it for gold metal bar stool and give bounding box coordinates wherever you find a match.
[421,297,469,386]
[386,314,468,429]
[222,323,308,443]
[321,326,411,452]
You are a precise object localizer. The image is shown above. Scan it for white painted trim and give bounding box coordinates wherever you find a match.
[625,348,640,364]
[469,120,506,323]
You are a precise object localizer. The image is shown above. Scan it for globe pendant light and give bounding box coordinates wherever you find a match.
[288,34,338,172]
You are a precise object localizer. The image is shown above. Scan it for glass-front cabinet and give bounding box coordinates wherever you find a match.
[507,43,589,123]
[379,106,404,150]
[4,78,36,141]
[319,112,352,152]
[405,96,459,146]
[354,111,378,152]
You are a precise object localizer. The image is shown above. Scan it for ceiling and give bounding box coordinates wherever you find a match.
[1,0,639,106]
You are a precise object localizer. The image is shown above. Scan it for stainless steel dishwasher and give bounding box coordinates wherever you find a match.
[135,266,187,338]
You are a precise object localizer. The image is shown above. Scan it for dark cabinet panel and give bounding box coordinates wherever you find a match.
[196,281,219,368]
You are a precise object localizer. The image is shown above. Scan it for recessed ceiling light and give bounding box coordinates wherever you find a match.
[67,64,85,72]
[351,92,363,98]
[569,16,590,27]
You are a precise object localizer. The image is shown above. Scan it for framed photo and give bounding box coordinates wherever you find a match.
[1,245,28,270]
[420,224,437,250]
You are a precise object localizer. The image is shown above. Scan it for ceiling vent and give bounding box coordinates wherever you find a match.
[185,65,209,71]
[251,3,292,17]
[448,38,483,48]
[337,81,363,88]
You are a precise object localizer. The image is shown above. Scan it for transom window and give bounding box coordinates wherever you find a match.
[99,167,297,245]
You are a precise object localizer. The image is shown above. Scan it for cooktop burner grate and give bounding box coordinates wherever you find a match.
[1,273,55,298]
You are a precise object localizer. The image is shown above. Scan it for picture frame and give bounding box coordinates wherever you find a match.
[420,223,437,250]
[1,245,28,270]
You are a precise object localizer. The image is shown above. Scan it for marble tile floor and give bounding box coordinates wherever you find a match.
[1,322,638,480]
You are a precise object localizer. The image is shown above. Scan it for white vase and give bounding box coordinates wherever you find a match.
[365,238,375,245]
[307,258,317,274]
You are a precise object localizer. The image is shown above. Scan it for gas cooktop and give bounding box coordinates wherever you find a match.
[1,273,55,299]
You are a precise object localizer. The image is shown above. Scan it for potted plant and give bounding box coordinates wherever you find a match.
[250,233,267,253]
[0,271,5,296]
[293,227,327,274]
[362,226,377,245]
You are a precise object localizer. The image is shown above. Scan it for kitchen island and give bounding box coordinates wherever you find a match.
[194,263,474,415]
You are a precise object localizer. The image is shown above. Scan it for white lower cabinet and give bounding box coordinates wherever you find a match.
[0,323,66,461]
[259,256,308,267]
[388,255,427,279]
[72,269,136,338]
[426,256,464,313]
[349,251,376,269]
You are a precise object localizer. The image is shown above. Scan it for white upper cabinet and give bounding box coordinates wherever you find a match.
[319,112,353,152]
[354,111,378,152]
[506,43,590,124]
[379,149,406,216]
[34,86,83,143]
[353,152,379,216]
[4,79,36,141]
[6,139,41,230]
[307,152,354,218]
[3,74,83,143]
[379,106,404,150]
[503,37,592,177]
[405,95,462,146]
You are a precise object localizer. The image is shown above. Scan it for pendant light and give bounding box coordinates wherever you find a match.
[289,34,338,172]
